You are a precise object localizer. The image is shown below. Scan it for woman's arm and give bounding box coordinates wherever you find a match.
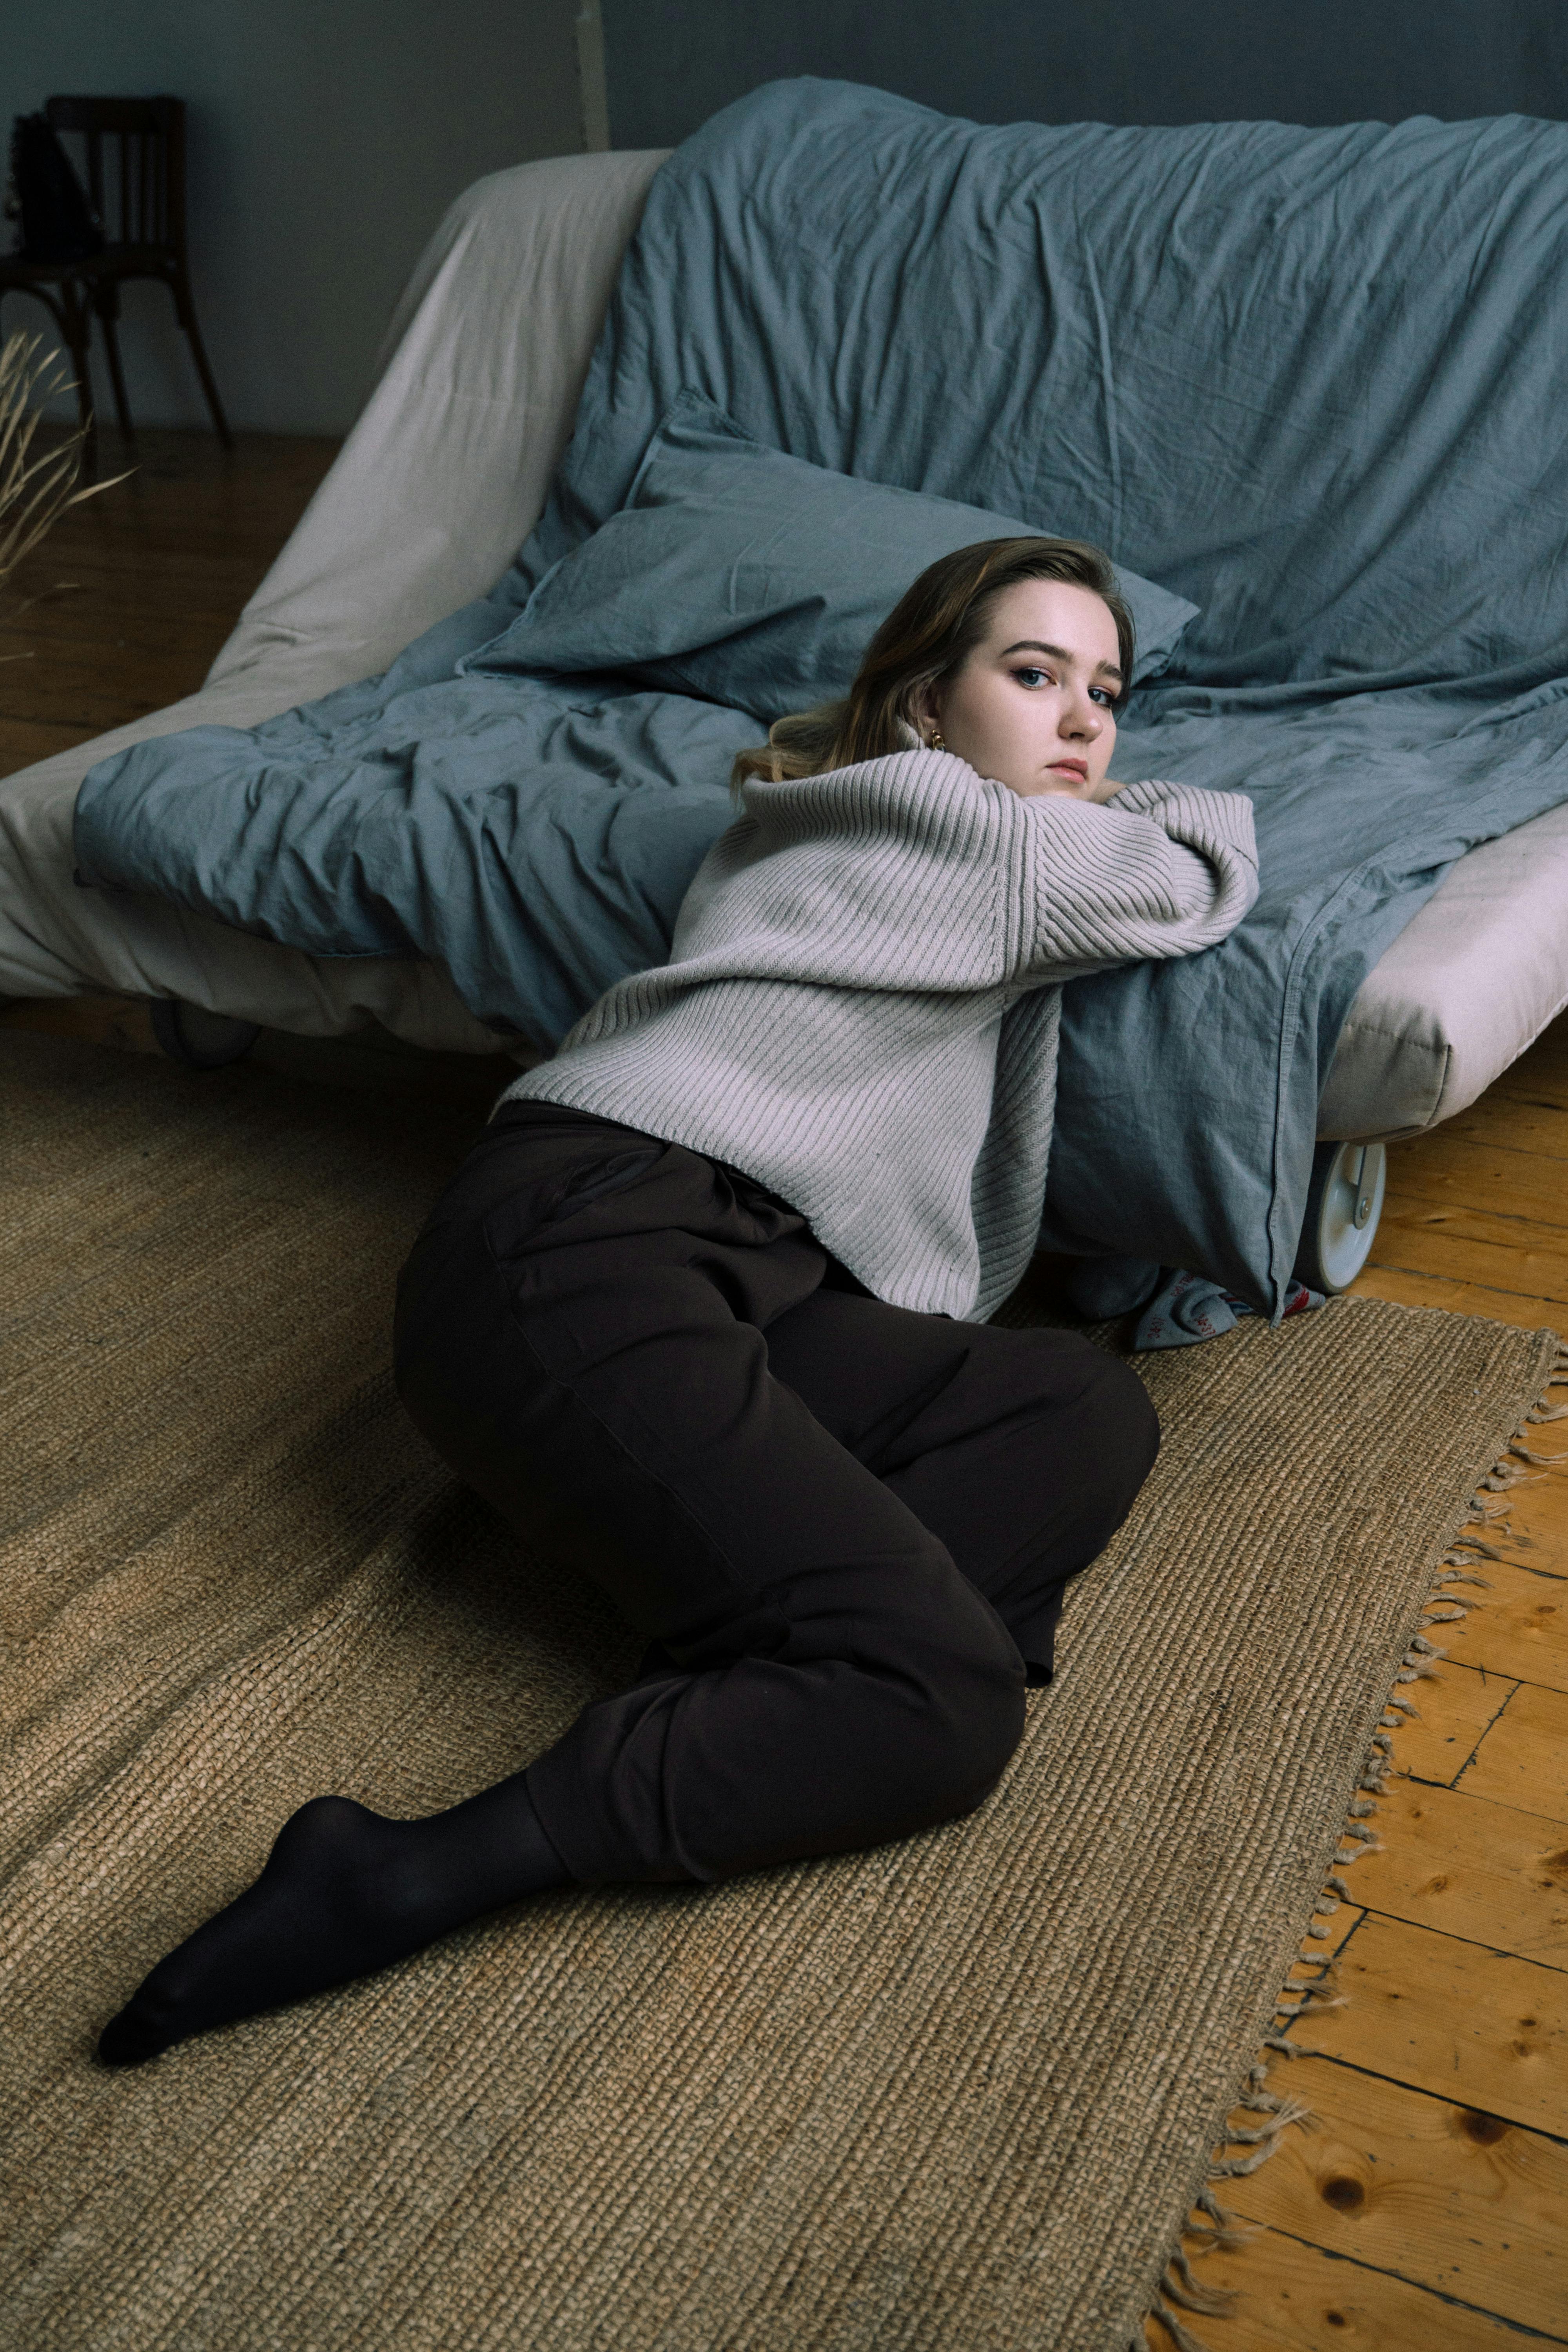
[1020,780,1259,982]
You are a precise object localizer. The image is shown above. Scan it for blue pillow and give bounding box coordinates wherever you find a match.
[466,396,1198,721]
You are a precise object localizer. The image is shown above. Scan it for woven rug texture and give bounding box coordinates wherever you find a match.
[0,1029,1555,2352]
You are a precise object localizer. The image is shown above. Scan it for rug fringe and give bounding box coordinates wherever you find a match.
[1135,1335,1564,2350]
[1143,2297,1236,2352]
[1160,2249,1235,2315]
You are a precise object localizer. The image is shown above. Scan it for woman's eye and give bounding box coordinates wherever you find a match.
[1013,666,1049,688]
[1089,685,1116,708]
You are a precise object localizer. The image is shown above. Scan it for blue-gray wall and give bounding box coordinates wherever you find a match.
[603,0,1568,149]
[2,0,584,435]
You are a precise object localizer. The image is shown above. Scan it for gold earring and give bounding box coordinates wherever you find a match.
[929,729,946,751]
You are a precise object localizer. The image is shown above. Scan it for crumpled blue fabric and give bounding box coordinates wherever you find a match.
[1132,1270,1325,1352]
[1064,1255,1323,1349]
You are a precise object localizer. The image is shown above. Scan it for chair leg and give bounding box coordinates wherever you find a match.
[5,281,109,478]
[93,282,136,444]
[164,263,233,449]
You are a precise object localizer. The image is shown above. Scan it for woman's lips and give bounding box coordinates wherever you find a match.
[1047,760,1088,780]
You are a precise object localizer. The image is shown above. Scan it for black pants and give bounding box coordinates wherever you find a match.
[393,1102,1159,1885]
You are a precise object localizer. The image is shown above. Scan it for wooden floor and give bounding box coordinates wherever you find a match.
[0,425,338,780]
[1180,1051,1568,2350]
[3,430,1566,2350]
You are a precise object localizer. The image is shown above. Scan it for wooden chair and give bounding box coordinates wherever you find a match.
[0,96,232,476]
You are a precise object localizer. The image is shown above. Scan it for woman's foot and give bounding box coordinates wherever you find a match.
[98,1781,567,2066]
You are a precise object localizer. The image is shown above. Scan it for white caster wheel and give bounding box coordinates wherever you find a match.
[1293,1140,1387,1294]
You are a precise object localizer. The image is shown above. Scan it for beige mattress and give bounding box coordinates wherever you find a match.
[1,148,1563,1141]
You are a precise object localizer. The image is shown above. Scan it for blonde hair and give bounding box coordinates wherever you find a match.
[732,534,1134,791]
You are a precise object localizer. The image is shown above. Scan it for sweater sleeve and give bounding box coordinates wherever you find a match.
[1020,780,1258,981]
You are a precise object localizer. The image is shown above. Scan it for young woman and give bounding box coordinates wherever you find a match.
[99,535,1257,2065]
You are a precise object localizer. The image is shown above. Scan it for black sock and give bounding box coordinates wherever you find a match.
[98,1774,569,2067]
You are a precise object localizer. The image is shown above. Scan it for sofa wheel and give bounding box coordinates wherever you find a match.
[1293,1140,1387,1294]
[149,998,262,1071]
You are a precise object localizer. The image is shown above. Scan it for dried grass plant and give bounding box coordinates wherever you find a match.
[0,330,131,653]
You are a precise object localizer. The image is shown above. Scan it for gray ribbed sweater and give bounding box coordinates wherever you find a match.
[502,749,1258,1320]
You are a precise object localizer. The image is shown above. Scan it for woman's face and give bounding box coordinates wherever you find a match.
[915,579,1123,800]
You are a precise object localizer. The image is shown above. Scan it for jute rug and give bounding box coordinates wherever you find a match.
[0,1027,1557,2352]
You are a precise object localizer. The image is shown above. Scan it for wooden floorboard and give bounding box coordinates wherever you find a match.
[1449,1559,1568,1689]
[1461,1685,1568,1813]
[1346,1778,1568,1964]
[1,426,1565,2352]
[1228,2053,1568,2342]
[1392,1137,1568,1227]
[1365,1205,1568,1308]
[1186,2226,1562,2349]
[1347,1265,1567,1332]
[1394,1661,1521,1789]
[1290,1911,1568,2137]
